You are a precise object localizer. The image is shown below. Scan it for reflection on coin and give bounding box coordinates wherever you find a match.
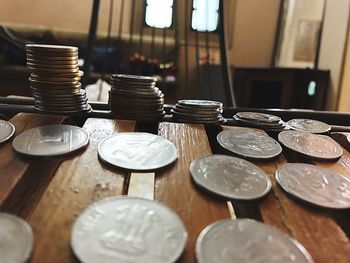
[236,112,281,123]
[0,213,34,263]
[26,44,78,53]
[278,131,343,161]
[190,155,271,200]
[217,128,282,160]
[196,219,313,263]
[71,197,187,263]
[111,74,157,82]
[286,119,331,134]
[12,125,89,157]
[0,120,15,144]
[276,163,350,209]
[98,132,177,171]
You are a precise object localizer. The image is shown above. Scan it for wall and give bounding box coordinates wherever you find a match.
[338,27,350,112]
[318,0,350,111]
[228,0,280,66]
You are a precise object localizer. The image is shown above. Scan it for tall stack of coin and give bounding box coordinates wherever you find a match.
[171,99,224,124]
[26,44,90,114]
[233,112,286,131]
[109,74,165,121]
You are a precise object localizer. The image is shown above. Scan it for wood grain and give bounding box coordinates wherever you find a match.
[28,119,136,263]
[156,122,231,263]
[0,113,72,217]
[220,126,350,263]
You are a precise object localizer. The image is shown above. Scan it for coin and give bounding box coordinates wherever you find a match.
[278,131,343,160]
[196,219,313,263]
[98,132,177,171]
[236,112,281,123]
[26,44,78,53]
[0,212,34,263]
[286,119,331,133]
[71,196,187,263]
[27,62,78,69]
[12,125,89,157]
[190,155,271,200]
[178,99,223,109]
[217,128,282,160]
[111,74,157,82]
[27,58,78,65]
[30,73,81,82]
[276,163,350,209]
[0,120,15,144]
[27,54,79,61]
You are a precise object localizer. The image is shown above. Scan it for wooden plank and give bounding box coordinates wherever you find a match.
[28,119,136,263]
[156,122,231,263]
[0,113,73,217]
[219,126,350,262]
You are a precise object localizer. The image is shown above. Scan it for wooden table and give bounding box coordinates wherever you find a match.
[0,113,349,263]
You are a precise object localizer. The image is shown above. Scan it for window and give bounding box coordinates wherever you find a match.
[145,0,173,28]
[191,0,219,32]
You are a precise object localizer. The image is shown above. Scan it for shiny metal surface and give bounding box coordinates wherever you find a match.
[71,197,187,263]
[0,212,34,263]
[276,163,350,209]
[287,119,331,133]
[0,120,15,144]
[12,124,89,157]
[217,128,282,160]
[98,132,177,171]
[278,131,343,160]
[196,219,313,263]
[190,155,271,200]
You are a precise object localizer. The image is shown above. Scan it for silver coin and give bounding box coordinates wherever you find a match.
[234,116,285,128]
[286,119,331,134]
[196,219,313,263]
[177,99,223,109]
[0,120,15,144]
[217,128,282,160]
[278,130,343,160]
[190,155,271,200]
[12,124,89,157]
[276,163,350,209]
[111,74,157,82]
[236,112,281,123]
[0,212,34,263]
[98,132,177,171]
[71,197,187,263]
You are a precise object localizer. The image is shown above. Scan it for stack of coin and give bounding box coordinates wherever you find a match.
[233,112,287,131]
[26,44,90,114]
[109,74,165,121]
[171,99,224,124]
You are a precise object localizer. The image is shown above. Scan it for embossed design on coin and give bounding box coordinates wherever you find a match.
[276,163,350,209]
[71,197,187,263]
[0,120,15,144]
[190,155,271,200]
[196,219,313,263]
[278,130,343,160]
[0,212,34,263]
[12,124,89,156]
[98,132,177,171]
[217,128,282,160]
[286,119,330,134]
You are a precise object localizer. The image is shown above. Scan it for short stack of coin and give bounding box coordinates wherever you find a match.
[171,99,224,124]
[26,44,90,114]
[233,111,286,131]
[109,74,165,121]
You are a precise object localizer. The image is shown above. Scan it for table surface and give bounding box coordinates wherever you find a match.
[0,113,349,263]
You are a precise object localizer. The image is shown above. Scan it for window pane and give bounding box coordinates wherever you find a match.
[145,0,173,28]
[192,0,219,32]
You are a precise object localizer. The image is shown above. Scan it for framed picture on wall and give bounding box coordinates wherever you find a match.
[293,19,320,62]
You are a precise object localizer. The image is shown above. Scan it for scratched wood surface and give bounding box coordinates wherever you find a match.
[156,122,231,263]
[0,113,73,217]
[214,125,350,263]
[28,118,136,262]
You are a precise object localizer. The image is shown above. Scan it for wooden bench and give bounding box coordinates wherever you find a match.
[0,113,349,262]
